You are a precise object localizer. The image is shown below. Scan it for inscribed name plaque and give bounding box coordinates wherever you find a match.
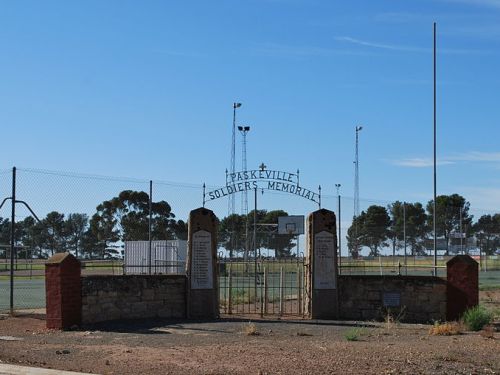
[383,292,401,307]
[191,230,213,289]
[313,231,336,289]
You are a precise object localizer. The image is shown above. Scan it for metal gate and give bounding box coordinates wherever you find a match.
[218,256,306,317]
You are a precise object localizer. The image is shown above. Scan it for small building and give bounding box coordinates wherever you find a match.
[124,240,187,275]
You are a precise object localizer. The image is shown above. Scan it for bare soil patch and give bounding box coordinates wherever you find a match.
[0,289,498,375]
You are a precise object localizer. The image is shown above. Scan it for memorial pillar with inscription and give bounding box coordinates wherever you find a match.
[186,207,219,319]
[305,209,339,319]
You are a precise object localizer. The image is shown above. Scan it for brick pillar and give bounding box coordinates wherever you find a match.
[446,255,478,321]
[186,207,218,319]
[45,253,82,329]
[305,209,338,319]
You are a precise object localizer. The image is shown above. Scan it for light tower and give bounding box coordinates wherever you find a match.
[230,103,242,218]
[238,125,250,261]
[354,126,363,218]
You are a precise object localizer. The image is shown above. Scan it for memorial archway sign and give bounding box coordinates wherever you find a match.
[203,166,322,208]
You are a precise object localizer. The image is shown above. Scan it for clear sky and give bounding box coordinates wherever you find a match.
[1,0,499,253]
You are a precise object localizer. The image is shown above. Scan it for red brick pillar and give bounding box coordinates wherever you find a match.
[45,253,82,329]
[446,255,478,321]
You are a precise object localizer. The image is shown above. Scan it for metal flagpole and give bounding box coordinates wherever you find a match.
[433,22,438,276]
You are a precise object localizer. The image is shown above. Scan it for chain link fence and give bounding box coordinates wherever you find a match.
[1,166,499,312]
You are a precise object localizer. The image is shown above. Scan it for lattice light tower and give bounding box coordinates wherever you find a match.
[229,102,242,218]
[354,125,363,219]
[238,125,250,261]
[238,126,250,216]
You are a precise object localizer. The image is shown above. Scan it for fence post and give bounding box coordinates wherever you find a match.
[9,166,16,315]
[297,266,302,316]
[264,266,268,315]
[279,266,284,316]
[228,263,232,314]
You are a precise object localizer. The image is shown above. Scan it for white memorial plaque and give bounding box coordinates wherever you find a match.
[314,231,336,289]
[191,230,213,289]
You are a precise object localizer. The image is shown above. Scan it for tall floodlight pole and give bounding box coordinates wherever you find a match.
[335,184,342,274]
[354,126,363,257]
[238,125,251,261]
[230,103,242,217]
[354,126,363,218]
[433,22,438,276]
[229,103,241,259]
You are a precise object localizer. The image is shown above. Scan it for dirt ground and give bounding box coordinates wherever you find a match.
[0,291,499,375]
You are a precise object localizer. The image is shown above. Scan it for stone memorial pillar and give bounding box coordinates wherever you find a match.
[447,255,479,321]
[186,207,219,319]
[305,209,338,319]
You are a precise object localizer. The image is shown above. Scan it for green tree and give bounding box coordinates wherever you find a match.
[347,205,391,257]
[474,214,500,255]
[259,210,295,258]
[388,201,428,256]
[347,214,364,259]
[426,194,473,255]
[65,213,89,258]
[218,213,247,257]
[362,205,391,256]
[91,190,180,247]
[42,211,67,256]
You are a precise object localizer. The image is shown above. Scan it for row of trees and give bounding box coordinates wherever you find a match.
[218,210,295,258]
[3,190,499,259]
[0,190,187,259]
[347,194,500,257]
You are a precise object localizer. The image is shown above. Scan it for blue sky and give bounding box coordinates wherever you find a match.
[1,0,500,250]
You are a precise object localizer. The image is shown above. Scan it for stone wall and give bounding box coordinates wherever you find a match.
[339,275,447,323]
[81,275,186,324]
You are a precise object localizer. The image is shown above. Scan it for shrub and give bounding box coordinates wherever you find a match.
[462,305,493,332]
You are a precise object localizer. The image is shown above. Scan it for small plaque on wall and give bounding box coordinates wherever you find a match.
[191,230,213,289]
[383,292,401,307]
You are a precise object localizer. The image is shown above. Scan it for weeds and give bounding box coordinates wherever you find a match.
[383,307,406,329]
[429,322,462,336]
[344,327,365,341]
[243,322,259,336]
[462,305,493,332]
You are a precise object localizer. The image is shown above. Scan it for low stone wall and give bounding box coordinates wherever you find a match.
[81,275,186,324]
[339,275,447,323]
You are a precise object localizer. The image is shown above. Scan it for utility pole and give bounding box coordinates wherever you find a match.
[335,184,341,274]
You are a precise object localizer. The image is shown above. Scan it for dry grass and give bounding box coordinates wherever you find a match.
[429,322,463,336]
[243,322,259,336]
